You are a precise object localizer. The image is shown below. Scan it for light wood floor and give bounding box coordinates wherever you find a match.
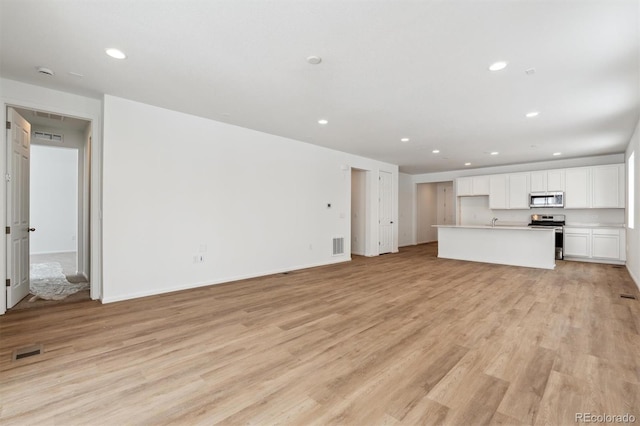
[1,244,639,425]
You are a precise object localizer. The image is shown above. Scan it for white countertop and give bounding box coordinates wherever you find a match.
[433,225,554,231]
[564,223,626,228]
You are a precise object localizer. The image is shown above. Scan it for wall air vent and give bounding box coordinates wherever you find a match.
[332,237,345,256]
[34,131,63,142]
[34,111,64,121]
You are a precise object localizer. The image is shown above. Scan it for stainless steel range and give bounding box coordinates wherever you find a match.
[528,214,565,260]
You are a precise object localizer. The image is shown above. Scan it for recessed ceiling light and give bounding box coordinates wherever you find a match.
[464,162,471,166]
[526,111,540,118]
[318,119,328,125]
[68,71,84,78]
[400,138,410,142]
[105,48,127,59]
[553,152,562,156]
[489,61,508,71]
[490,151,499,155]
[432,149,440,154]
[306,56,322,65]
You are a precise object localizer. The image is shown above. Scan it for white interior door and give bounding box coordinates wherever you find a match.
[6,107,31,308]
[378,171,393,254]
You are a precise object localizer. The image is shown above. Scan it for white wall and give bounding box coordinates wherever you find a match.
[398,173,415,247]
[459,196,494,225]
[351,169,367,255]
[102,95,398,303]
[626,119,640,289]
[30,145,78,254]
[0,78,103,314]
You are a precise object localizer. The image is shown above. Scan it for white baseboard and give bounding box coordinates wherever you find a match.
[627,265,640,291]
[563,257,625,266]
[417,239,437,244]
[101,257,352,304]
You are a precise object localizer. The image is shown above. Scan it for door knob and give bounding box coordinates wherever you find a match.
[28,228,36,232]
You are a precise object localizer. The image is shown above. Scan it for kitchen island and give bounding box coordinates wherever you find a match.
[434,225,556,269]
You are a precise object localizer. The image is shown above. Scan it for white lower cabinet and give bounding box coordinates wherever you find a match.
[592,229,624,260]
[564,227,626,263]
[564,228,591,258]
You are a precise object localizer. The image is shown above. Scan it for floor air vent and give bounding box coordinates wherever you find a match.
[12,344,43,361]
[332,237,344,256]
[620,294,637,300]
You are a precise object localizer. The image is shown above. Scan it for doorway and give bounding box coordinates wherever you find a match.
[351,169,368,256]
[416,181,454,243]
[6,107,92,309]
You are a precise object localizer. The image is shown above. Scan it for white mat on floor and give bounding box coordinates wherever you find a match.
[30,262,89,301]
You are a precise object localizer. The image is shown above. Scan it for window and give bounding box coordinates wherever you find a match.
[629,151,635,229]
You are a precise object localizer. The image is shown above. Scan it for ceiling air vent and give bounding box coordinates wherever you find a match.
[332,237,345,256]
[34,131,63,142]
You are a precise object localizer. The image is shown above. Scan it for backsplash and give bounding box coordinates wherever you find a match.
[458,195,625,226]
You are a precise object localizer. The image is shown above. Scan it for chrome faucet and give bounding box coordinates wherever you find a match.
[491,217,498,227]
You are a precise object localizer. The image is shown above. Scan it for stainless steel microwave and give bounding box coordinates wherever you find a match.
[529,192,564,208]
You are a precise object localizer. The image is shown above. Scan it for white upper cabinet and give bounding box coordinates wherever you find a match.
[489,174,508,209]
[508,173,530,209]
[547,169,565,191]
[473,176,490,195]
[531,169,565,192]
[564,164,625,209]
[456,176,490,196]
[591,164,625,208]
[459,163,623,210]
[488,173,529,209]
[564,167,591,209]
[456,177,473,196]
[530,171,546,193]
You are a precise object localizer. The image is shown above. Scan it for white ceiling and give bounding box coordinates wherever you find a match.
[1,0,638,174]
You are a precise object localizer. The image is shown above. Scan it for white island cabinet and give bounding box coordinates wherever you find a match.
[435,225,556,269]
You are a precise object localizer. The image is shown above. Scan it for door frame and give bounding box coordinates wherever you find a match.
[1,96,102,314]
[378,170,393,254]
